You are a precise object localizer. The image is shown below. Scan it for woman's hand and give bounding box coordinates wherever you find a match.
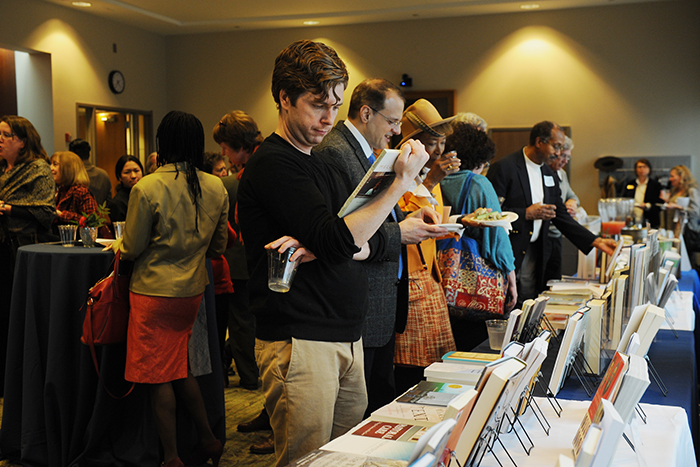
[265,236,317,263]
[505,270,518,312]
[423,151,460,192]
[0,202,11,216]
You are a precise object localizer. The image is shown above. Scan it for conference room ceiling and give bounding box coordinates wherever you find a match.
[42,0,671,35]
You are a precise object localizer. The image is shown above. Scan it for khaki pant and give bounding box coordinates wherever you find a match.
[255,338,367,466]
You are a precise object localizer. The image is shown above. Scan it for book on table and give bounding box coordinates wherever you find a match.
[396,380,473,406]
[337,148,400,217]
[572,351,629,458]
[372,385,478,427]
[500,307,523,349]
[549,307,588,396]
[437,389,478,466]
[616,303,665,357]
[288,449,409,466]
[584,297,607,375]
[588,399,625,467]
[507,330,550,419]
[452,357,527,466]
[441,351,500,365]
[613,353,650,425]
[321,419,429,461]
[423,361,484,385]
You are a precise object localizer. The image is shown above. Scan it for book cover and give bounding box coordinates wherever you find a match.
[589,399,625,467]
[438,389,478,466]
[322,419,427,461]
[549,309,586,396]
[370,401,446,427]
[453,357,527,465]
[396,381,472,406]
[572,351,629,457]
[613,353,650,425]
[441,351,500,365]
[337,149,400,217]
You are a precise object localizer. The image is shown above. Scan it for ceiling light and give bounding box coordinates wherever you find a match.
[303,21,319,25]
[520,4,540,9]
[72,1,92,7]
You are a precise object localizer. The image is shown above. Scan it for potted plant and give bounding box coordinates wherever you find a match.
[73,202,110,247]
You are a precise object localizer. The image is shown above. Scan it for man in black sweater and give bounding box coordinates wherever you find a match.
[237,40,429,466]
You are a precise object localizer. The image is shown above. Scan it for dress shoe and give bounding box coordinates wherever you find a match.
[250,434,274,455]
[162,458,184,467]
[185,439,223,467]
[237,410,271,432]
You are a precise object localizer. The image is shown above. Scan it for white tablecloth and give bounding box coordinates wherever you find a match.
[476,398,695,467]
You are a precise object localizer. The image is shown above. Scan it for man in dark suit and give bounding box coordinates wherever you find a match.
[315,78,446,415]
[487,121,616,301]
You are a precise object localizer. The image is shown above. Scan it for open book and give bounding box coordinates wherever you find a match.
[337,149,400,217]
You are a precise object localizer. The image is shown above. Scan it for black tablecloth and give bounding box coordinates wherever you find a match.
[0,244,225,467]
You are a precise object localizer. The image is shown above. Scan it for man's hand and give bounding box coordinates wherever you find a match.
[266,236,317,263]
[592,237,617,256]
[0,202,10,216]
[394,139,429,184]
[400,207,449,244]
[526,202,556,220]
[565,199,578,217]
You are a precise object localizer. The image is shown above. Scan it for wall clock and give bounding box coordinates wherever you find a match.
[108,70,125,94]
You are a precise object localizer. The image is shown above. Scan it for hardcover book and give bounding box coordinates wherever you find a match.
[337,149,400,217]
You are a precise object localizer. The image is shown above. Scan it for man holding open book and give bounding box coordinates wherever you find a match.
[238,41,431,466]
[315,78,448,417]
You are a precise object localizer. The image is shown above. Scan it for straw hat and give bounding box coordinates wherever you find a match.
[397,98,455,147]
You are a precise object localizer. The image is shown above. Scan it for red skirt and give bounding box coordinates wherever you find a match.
[125,292,203,384]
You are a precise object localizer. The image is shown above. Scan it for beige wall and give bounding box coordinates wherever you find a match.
[167,0,700,214]
[0,0,698,214]
[0,0,167,157]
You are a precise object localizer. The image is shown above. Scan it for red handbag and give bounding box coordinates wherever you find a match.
[81,250,135,398]
[81,250,131,345]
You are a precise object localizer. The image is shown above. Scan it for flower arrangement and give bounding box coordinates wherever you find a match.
[72,202,110,229]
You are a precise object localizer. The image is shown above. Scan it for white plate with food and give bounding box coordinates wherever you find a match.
[471,209,518,230]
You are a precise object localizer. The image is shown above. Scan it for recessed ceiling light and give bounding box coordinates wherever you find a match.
[520,4,540,9]
[72,1,92,6]
[303,21,319,25]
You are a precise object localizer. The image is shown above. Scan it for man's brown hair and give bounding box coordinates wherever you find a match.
[271,40,349,109]
[212,110,262,153]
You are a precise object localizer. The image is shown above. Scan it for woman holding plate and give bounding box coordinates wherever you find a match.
[439,119,517,350]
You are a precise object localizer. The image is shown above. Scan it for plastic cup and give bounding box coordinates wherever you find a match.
[58,224,77,247]
[113,221,126,239]
[486,319,507,351]
[267,247,299,293]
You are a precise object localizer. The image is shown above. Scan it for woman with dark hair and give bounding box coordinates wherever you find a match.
[107,155,143,223]
[0,115,55,396]
[620,158,663,228]
[114,111,229,467]
[440,121,517,350]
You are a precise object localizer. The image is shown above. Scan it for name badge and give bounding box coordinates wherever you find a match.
[544,175,555,187]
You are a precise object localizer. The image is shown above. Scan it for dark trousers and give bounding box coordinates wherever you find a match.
[363,333,397,418]
[227,279,259,388]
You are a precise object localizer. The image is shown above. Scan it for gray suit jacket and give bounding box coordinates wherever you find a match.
[315,121,405,347]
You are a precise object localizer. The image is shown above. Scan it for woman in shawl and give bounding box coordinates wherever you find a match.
[0,115,55,395]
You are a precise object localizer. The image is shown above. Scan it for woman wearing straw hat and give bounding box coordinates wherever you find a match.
[393,99,460,393]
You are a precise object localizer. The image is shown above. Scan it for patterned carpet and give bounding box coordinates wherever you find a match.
[0,374,276,467]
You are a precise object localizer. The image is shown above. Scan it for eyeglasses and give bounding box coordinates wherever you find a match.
[542,139,563,151]
[369,107,402,129]
[0,132,15,140]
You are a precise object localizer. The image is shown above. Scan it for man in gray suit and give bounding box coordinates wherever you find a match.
[315,78,447,415]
